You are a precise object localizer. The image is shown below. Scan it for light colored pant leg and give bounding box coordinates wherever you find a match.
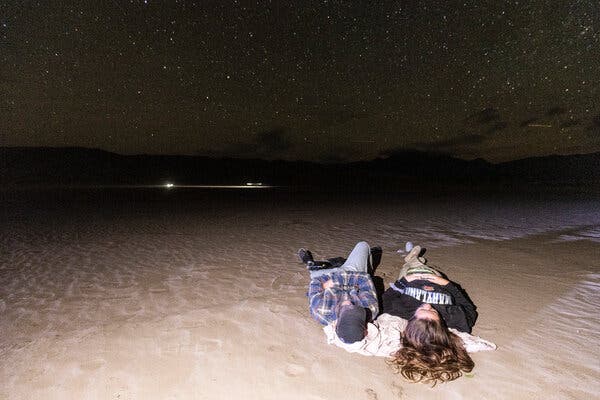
[398,259,442,280]
[339,241,371,273]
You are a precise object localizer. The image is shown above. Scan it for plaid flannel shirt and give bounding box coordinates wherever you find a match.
[308,271,379,325]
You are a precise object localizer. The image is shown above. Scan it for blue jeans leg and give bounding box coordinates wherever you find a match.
[309,267,341,280]
[339,241,371,273]
[309,241,371,279]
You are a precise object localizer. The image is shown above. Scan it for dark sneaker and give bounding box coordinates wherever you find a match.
[298,248,314,264]
[370,246,382,272]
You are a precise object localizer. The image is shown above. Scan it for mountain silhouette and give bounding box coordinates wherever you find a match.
[2,146,599,191]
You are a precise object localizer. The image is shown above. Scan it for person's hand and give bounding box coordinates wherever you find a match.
[405,274,449,285]
[404,274,421,282]
[423,275,449,286]
[322,279,334,289]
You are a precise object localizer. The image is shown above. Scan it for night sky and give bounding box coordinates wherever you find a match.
[2,1,599,162]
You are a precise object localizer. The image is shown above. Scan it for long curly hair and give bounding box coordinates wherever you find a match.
[388,316,474,386]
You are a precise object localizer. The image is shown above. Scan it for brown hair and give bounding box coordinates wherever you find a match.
[388,316,474,386]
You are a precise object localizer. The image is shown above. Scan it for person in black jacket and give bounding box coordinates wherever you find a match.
[383,244,477,333]
[383,244,477,385]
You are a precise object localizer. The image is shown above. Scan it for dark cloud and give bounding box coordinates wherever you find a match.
[587,116,600,138]
[195,128,292,159]
[559,119,580,128]
[547,107,567,116]
[465,108,500,125]
[586,115,600,138]
[415,115,507,154]
[487,121,508,134]
[520,117,539,127]
[414,133,487,150]
[419,107,507,153]
[254,128,291,154]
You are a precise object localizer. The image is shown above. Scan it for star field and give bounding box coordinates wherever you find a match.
[2,1,599,162]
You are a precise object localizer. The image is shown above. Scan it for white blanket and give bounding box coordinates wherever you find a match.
[323,313,497,357]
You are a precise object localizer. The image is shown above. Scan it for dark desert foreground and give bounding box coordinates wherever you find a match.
[1,188,599,399]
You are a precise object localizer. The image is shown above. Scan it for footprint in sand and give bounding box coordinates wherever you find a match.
[284,363,306,377]
[365,388,378,400]
[196,338,222,353]
[80,359,105,371]
[391,381,405,398]
[271,276,283,290]
[107,377,131,400]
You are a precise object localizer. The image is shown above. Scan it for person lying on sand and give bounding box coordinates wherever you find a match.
[382,244,478,385]
[299,241,379,344]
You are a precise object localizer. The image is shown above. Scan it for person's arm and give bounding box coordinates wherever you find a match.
[353,276,379,319]
[308,276,337,325]
[443,282,478,330]
[382,279,420,320]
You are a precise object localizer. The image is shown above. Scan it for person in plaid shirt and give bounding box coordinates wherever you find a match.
[300,241,379,344]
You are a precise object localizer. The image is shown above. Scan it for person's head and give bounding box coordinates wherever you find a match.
[388,304,474,386]
[413,302,440,322]
[335,302,367,344]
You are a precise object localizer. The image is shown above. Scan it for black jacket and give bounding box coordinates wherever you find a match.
[382,278,478,333]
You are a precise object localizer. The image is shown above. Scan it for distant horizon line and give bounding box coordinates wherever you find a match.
[2,144,599,166]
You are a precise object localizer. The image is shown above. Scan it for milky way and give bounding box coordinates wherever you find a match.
[2,1,599,162]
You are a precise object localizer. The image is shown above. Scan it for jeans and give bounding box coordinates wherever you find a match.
[309,241,371,279]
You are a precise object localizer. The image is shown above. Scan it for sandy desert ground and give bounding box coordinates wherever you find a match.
[1,189,599,400]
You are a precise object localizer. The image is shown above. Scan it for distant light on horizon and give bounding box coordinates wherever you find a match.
[158,182,273,189]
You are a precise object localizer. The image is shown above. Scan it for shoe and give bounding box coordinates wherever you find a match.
[370,246,382,272]
[298,248,314,264]
[404,245,422,263]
